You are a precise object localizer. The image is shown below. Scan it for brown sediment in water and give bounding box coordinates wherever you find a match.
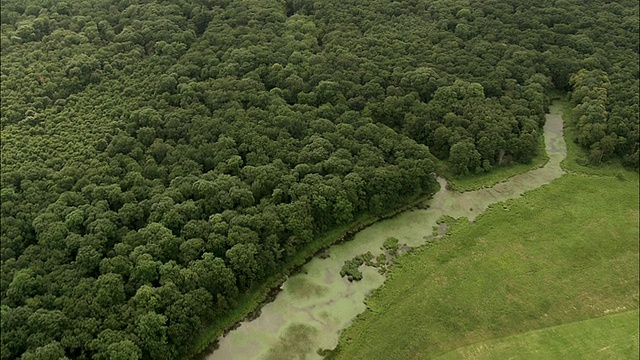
[206,103,566,360]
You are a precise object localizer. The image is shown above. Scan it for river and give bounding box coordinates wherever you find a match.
[206,103,567,360]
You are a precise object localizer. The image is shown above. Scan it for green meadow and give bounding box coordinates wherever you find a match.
[436,310,639,360]
[330,171,639,359]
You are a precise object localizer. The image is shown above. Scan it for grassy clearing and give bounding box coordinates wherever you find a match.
[329,173,639,360]
[440,132,549,192]
[436,310,639,360]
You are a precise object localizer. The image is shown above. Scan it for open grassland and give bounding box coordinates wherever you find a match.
[330,173,639,360]
[435,309,639,360]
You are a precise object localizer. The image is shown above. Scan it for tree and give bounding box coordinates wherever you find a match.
[95,273,126,308]
[6,269,40,305]
[75,245,102,276]
[26,309,68,349]
[190,253,237,299]
[21,342,69,360]
[449,141,482,175]
[106,340,141,360]
[135,311,173,360]
[333,192,354,225]
[225,243,261,289]
[400,67,442,102]
[179,238,205,265]
[137,223,182,262]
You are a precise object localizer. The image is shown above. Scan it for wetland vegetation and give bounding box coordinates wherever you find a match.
[1,0,638,359]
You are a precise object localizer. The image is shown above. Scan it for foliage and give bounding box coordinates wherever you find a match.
[382,237,399,256]
[440,132,548,191]
[562,100,640,176]
[340,252,374,282]
[1,0,638,358]
[569,68,638,167]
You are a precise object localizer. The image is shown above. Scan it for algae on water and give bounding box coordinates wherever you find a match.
[263,323,319,360]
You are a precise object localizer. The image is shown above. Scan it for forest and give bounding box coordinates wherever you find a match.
[1,0,638,359]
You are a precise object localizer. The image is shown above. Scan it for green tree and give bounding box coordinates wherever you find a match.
[106,340,141,360]
[226,243,261,288]
[135,311,173,360]
[21,342,69,360]
[449,141,482,175]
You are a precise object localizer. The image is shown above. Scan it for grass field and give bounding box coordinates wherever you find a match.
[329,172,639,359]
[436,310,639,360]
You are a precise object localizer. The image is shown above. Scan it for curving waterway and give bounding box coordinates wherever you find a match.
[206,103,567,360]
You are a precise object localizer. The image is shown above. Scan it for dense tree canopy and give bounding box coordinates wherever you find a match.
[1,0,638,359]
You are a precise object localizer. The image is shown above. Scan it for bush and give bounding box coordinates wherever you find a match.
[382,237,399,256]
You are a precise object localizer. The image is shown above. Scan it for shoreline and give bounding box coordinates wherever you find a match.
[187,184,440,360]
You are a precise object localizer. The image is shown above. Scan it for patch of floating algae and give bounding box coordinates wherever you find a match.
[286,276,328,299]
[263,323,319,360]
[206,103,567,360]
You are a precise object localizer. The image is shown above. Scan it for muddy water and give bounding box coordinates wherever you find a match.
[207,104,566,360]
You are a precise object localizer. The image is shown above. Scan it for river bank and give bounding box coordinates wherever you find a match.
[204,103,567,359]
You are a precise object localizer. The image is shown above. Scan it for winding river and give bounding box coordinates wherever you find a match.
[207,103,567,360]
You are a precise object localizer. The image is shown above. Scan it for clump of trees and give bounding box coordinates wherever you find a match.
[570,69,639,167]
[1,0,637,359]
